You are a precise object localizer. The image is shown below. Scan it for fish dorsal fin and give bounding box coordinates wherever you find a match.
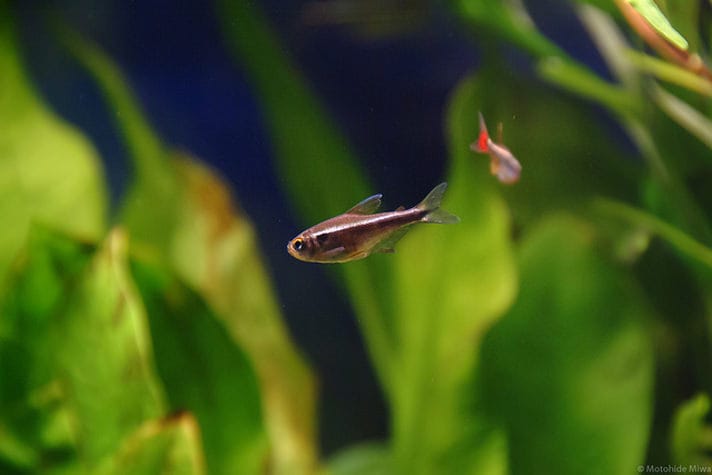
[395,205,406,211]
[345,193,382,215]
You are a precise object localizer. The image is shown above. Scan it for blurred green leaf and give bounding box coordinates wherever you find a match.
[326,443,392,475]
[537,58,639,117]
[386,74,517,474]
[130,255,268,475]
[62,27,316,474]
[671,393,712,467]
[0,226,93,471]
[97,413,206,475]
[626,0,689,51]
[651,84,712,150]
[481,215,654,475]
[593,197,712,270]
[453,0,561,58]
[0,228,166,472]
[627,50,712,97]
[0,9,106,282]
[51,230,166,465]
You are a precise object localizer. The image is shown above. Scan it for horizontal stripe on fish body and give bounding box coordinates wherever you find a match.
[287,182,458,263]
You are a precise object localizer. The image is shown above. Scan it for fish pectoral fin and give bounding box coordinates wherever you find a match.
[322,246,347,258]
[378,247,395,254]
[345,193,382,215]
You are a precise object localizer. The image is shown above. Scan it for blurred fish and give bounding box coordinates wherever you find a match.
[288,182,459,263]
[470,112,522,185]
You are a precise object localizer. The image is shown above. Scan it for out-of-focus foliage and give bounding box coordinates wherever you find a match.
[0,10,105,282]
[59,28,318,474]
[3,0,712,474]
[223,0,712,474]
[482,215,653,474]
[0,1,314,473]
[671,393,712,467]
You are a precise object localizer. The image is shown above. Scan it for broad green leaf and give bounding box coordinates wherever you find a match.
[386,74,517,475]
[97,413,206,475]
[671,393,712,467]
[0,226,93,472]
[51,229,166,465]
[0,8,106,282]
[62,29,315,474]
[626,0,689,51]
[130,255,267,475]
[0,228,166,472]
[481,215,654,475]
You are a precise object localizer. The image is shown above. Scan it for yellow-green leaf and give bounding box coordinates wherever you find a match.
[481,215,654,475]
[97,413,206,475]
[0,10,106,282]
[63,28,316,475]
[131,255,268,475]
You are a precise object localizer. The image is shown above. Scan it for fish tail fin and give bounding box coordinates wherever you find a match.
[469,111,490,153]
[417,182,460,224]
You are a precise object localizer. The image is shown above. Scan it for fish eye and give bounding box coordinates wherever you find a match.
[293,238,304,251]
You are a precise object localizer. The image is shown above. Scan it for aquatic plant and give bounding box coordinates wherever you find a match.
[1,0,711,474]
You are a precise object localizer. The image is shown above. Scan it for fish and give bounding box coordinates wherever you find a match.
[287,182,459,263]
[470,112,522,184]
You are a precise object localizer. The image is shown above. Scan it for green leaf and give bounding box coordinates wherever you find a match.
[481,215,654,475]
[0,226,94,471]
[326,443,392,475]
[51,230,166,465]
[593,197,712,270]
[671,393,712,467]
[627,0,689,51]
[130,256,268,475]
[0,228,166,471]
[62,28,316,474]
[0,9,106,282]
[452,0,562,58]
[97,413,206,475]
[387,74,517,474]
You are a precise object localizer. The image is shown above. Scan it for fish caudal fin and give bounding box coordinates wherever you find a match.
[469,111,490,153]
[417,182,460,224]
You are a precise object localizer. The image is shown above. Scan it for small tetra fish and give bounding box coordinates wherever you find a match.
[287,182,459,263]
[470,112,522,184]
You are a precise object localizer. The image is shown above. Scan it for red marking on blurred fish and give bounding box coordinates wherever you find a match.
[470,112,522,185]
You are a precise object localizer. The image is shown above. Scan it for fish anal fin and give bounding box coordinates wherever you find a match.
[345,193,382,215]
[375,228,410,254]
